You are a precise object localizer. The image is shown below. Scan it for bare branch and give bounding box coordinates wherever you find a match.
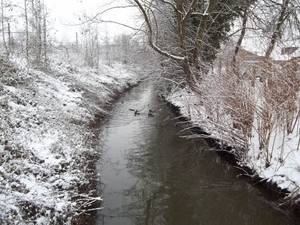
[182,0,199,25]
[133,0,184,61]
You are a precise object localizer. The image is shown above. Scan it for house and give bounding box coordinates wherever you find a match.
[237,46,300,78]
[234,48,265,79]
[275,47,300,69]
[237,48,265,65]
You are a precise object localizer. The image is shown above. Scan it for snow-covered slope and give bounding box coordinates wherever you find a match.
[0,58,140,224]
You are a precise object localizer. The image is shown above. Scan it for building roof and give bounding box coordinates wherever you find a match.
[237,48,265,63]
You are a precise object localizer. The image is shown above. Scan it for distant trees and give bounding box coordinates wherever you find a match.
[23,0,49,68]
[0,0,50,68]
[1,0,12,58]
[79,23,101,68]
[71,25,152,68]
[0,1,138,70]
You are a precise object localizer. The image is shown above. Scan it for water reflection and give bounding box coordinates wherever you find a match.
[96,82,298,225]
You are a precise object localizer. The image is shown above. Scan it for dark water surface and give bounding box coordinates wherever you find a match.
[95,81,298,225]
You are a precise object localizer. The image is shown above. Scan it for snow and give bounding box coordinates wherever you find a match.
[0,54,141,223]
[167,76,300,204]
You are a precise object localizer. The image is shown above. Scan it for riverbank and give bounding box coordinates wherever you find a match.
[88,79,298,224]
[165,87,300,215]
[0,57,141,224]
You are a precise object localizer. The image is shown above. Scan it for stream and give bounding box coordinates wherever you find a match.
[94,81,299,225]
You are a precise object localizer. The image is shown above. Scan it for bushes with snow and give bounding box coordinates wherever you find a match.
[168,50,300,205]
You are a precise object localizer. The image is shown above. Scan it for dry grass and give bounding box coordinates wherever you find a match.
[199,53,300,166]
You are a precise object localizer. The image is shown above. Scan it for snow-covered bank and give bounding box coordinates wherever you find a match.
[0,58,140,224]
[166,85,300,208]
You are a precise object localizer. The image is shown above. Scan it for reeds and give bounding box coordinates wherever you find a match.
[197,53,300,167]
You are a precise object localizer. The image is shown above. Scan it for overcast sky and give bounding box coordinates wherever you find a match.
[44,0,138,41]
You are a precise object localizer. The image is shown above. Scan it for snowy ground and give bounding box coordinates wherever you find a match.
[0,57,140,224]
[167,86,300,206]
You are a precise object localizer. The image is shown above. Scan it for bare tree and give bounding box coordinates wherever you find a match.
[24,0,29,64]
[264,0,293,60]
[1,0,10,58]
[30,0,42,65]
[232,7,250,74]
[42,0,47,69]
[79,23,101,68]
[130,0,255,89]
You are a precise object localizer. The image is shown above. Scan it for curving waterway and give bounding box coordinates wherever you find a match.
[95,81,299,225]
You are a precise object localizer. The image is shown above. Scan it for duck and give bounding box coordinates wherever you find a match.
[148,109,155,117]
[134,110,140,116]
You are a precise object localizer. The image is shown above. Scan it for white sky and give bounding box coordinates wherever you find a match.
[44,0,138,41]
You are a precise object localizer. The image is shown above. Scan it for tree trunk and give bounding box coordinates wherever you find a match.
[192,0,218,71]
[24,0,29,65]
[232,7,248,76]
[42,1,47,70]
[36,0,42,66]
[1,0,8,58]
[264,0,290,60]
